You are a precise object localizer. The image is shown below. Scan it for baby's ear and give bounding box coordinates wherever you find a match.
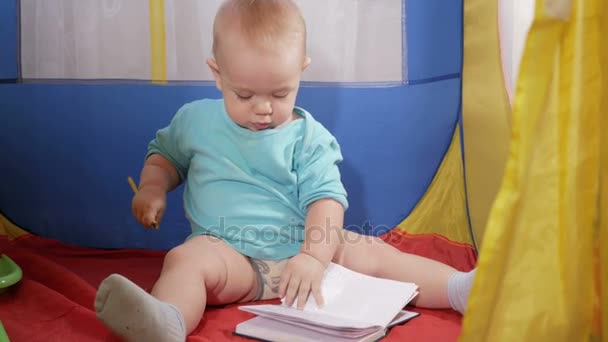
[302,56,311,71]
[207,58,223,91]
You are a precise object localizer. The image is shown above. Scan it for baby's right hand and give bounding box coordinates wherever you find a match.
[131,185,166,229]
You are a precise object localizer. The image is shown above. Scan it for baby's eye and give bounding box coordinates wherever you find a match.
[273,93,289,99]
[235,93,253,100]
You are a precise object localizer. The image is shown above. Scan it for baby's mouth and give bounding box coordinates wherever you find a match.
[253,123,271,130]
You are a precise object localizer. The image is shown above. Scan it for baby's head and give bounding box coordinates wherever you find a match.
[208,0,311,131]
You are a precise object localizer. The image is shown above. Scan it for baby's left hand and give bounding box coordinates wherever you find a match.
[279,253,326,310]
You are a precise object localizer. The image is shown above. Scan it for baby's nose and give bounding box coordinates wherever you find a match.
[254,100,272,115]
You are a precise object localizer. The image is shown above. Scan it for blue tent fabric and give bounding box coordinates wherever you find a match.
[0,0,463,250]
[0,0,18,81]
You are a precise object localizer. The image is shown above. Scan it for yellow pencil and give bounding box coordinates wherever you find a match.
[128,177,159,229]
[127,176,138,194]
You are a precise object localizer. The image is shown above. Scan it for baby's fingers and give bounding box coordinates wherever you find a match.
[311,278,324,308]
[143,208,160,229]
[297,281,311,310]
[151,206,164,229]
[278,271,291,299]
[284,277,300,307]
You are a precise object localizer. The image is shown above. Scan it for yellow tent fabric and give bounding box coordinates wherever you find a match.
[460,0,607,340]
[0,214,29,240]
[396,126,472,245]
[462,0,511,246]
[599,0,608,337]
[149,0,167,84]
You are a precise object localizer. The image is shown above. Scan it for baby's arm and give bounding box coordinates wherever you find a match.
[279,198,345,309]
[280,124,348,308]
[139,154,182,192]
[300,198,344,266]
[134,102,193,227]
[131,154,181,228]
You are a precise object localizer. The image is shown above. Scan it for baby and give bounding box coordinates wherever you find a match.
[94,1,476,341]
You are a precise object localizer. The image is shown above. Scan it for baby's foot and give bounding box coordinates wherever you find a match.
[447,268,476,314]
[95,274,186,342]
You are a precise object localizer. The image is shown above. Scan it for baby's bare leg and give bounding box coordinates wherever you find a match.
[95,235,258,341]
[151,235,259,330]
[332,230,474,312]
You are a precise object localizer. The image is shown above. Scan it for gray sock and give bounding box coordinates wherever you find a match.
[95,274,186,342]
[447,269,476,314]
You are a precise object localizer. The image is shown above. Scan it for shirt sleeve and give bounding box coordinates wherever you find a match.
[146,103,193,181]
[296,125,349,213]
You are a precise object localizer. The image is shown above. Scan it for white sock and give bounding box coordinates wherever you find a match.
[95,274,186,342]
[447,269,476,314]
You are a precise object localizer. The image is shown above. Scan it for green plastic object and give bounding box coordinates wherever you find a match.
[0,254,22,295]
[0,320,9,342]
[0,254,20,342]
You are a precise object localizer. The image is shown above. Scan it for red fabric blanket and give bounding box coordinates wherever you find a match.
[0,231,476,342]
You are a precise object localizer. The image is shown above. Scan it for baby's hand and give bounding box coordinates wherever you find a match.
[131,185,166,229]
[279,253,325,310]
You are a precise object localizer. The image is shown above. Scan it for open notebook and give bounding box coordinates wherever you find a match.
[235,263,420,342]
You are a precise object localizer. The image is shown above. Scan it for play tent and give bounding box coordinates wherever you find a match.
[0,0,605,341]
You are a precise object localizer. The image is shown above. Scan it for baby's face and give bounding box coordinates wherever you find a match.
[209,39,309,131]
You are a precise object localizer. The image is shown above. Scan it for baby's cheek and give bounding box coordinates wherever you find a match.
[230,102,248,117]
[279,102,296,115]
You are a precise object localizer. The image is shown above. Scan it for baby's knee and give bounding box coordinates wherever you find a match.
[163,243,228,287]
[164,243,222,273]
[363,257,383,278]
[163,243,193,268]
[360,236,391,276]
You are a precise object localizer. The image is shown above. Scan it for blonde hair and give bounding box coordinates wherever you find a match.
[212,0,307,57]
